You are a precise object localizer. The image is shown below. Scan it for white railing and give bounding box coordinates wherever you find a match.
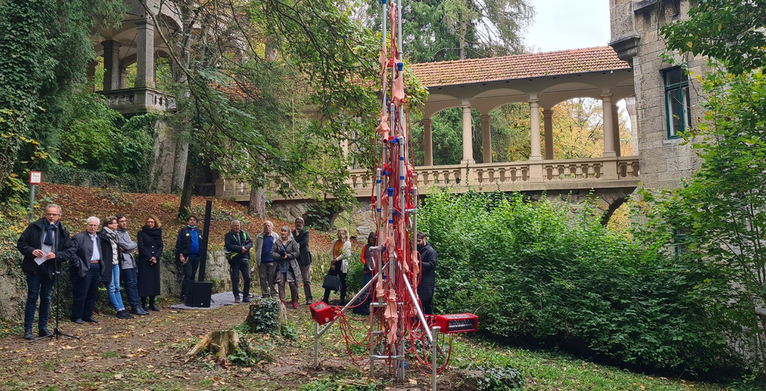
[216,156,640,201]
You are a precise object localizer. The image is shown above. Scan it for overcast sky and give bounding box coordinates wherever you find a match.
[523,0,611,52]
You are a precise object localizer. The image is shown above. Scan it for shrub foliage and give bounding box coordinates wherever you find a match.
[419,190,741,375]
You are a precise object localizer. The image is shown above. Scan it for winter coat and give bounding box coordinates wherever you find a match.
[70,230,113,282]
[17,217,75,279]
[292,228,312,266]
[417,243,437,301]
[224,230,253,265]
[271,237,302,284]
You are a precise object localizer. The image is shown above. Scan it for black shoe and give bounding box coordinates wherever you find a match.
[116,310,132,319]
[242,296,251,303]
[24,330,33,340]
[72,318,84,324]
[234,296,241,303]
[83,318,98,323]
[149,304,160,311]
[131,308,148,316]
[38,328,53,338]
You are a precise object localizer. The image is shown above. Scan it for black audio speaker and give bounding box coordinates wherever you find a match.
[185,281,212,307]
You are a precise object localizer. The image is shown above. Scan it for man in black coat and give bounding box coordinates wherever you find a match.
[225,220,253,303]
[70,216,111,324]
[17,204,75,340]
[416,232,437,315]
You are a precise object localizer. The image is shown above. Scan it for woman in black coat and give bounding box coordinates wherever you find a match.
[137,215,163,311]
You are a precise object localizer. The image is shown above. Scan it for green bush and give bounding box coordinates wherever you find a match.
[419,190,740,376]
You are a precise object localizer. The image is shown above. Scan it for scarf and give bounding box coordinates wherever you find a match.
[43,222,57,246]
[101,227,119,265]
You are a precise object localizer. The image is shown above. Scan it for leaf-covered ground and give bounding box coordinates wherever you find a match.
[0,184,741,390]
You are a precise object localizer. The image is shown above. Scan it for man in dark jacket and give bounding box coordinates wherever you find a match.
[176,215,201,301]
[292,217,313,305]
[17,204,75,340]
[416,232,437,315]
[70,216,111,324]
[225,220,253,303]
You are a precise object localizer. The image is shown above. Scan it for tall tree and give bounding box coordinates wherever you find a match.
[140,0,381,218]
[653,0,766,367]
[0,0,125,200]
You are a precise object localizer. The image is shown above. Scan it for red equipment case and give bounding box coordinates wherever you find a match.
[434,313,478,333]
[310,301,336,325]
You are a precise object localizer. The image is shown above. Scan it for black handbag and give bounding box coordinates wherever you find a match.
[322,273,341,291]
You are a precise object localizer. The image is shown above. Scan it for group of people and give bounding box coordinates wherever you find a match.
[19,204,436,341]
[221,218,313,309]
[18,204,163,340]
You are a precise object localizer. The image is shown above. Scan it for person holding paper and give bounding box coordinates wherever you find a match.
[17,204,75,340]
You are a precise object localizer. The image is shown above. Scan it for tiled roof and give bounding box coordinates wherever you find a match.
[410,46,630,87]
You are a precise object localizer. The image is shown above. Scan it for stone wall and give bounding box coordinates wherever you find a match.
[0,249,236,321]
[610,0,706,189]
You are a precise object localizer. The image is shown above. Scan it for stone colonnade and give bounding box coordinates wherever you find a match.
[421,92,623,166]
[90,16,157,91]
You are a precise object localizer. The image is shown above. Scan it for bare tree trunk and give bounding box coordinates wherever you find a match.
[248,37,278,217]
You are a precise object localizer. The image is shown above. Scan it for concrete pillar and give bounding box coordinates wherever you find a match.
[601,93,616,157]
[481,114,491,163]
[136,19,156,88]
[423,118,433,166]
[119,66,128,89]
[461,103,474,164]
[625,96,638,155]
[102,40,122,91]
[543,108,554,160]
[529,99,542,161]
[612,103,621,157]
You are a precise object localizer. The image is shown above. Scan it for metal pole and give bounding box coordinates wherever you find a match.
[28,184,35,222]
[314,322,319,368]
[432,326,440,391]
[403,276,433,342]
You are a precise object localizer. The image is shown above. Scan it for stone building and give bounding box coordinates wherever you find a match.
[609,0,707,189]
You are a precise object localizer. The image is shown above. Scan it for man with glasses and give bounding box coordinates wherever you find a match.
[116,215,148,315]
[17,204,75,340]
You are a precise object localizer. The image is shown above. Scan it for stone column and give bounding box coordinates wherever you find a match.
[119,66,128,89]
[102,40,122,91]
[612,103,621,157]
[543,108,554,160]
[423,118,433,166]
[529,99,542,161]
[461,103,474,164]
[481,114,491,163]
[601,93,616,157]
[135,19,156,88]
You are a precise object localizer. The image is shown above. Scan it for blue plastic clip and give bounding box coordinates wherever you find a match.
[397,62,403,71]
[387,188,394,196]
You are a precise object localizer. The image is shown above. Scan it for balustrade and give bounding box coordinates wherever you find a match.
[215,157,640,201]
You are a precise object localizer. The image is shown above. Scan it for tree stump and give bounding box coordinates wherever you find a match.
[187,330,240,366]
[244,297,285,334]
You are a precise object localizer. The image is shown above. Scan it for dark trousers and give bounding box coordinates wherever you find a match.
[322,269,347,303]
[420,296,433,315]
[71,264,101,321]
[24,264,54,331]
[122,267,141,309]
[181,255,200,298]
[230,259,251,297]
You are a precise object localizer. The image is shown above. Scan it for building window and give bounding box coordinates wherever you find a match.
[663,67,691,139]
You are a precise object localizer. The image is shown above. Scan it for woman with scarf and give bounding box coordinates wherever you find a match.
[137,216,163,311]
[101,216,132,319]
[323,228,351,306]
[271,225,302,308]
